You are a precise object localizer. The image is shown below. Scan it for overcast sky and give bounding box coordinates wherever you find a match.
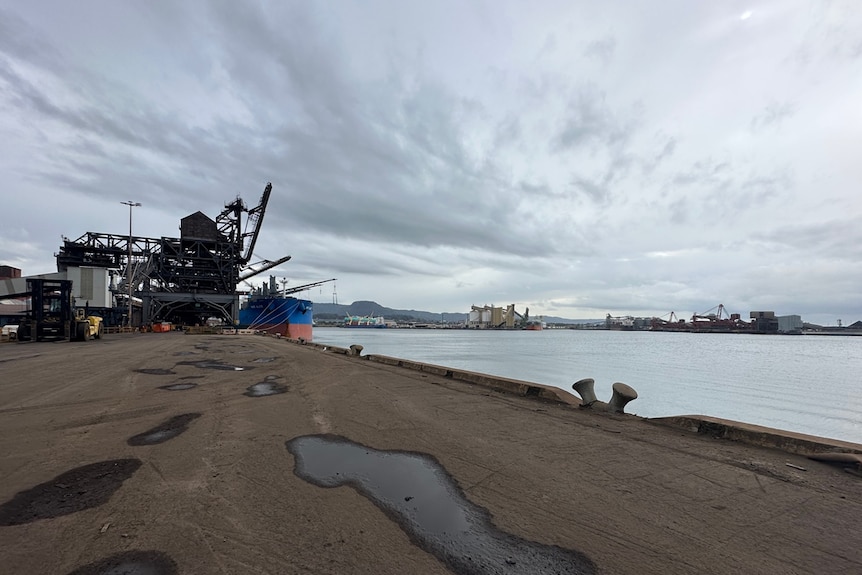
[1,1,859,324]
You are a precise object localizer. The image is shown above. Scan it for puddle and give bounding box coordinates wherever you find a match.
[127,413,201,446]
[286,435,596,575]
[175,359,246,371]
[65,550,178,575]
[135,368,176,375]
[252,357,276,363]
[0,459,142,526]
[244,376,287,397]
[158,383,198,391]
[179,375,205,380]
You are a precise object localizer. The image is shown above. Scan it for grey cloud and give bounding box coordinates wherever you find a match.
[641,136,677,174]
[552,85,636,152]
[568,152,635,206]
[750,101,796,131]
[2,2,859,324]
[570,176,608,204]
[0,6,61,70]
[652,158,793,229]
[494,116,522,148]
[755,219,862,259]
[583,36,616,64]
[2,2,561,263]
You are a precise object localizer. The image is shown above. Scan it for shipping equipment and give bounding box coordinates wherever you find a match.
[15,279,102,342]
[690,304,750,333]
[55,182,286,328]
[650,311,688,331]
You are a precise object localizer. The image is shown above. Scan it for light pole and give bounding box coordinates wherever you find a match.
[121,201,141,328]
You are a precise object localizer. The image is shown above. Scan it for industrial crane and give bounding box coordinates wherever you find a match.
[280,278,338,296]
[215,182,294,285]
[216,182,275,266]
[238,256,293,282]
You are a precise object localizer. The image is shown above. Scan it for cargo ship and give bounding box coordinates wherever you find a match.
[239,276,335,341]
[342,315,389,328]
[240,296,313,340]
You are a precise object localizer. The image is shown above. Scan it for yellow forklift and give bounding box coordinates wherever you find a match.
[15,279,103,342]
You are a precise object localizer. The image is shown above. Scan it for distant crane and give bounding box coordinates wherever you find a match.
[650,311,686,331]
[690,304,749,332]
[280,278,337,296]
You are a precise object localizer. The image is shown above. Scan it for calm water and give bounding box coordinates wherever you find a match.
[313,327,862,445]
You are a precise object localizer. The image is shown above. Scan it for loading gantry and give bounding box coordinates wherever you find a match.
[55,182,287,327]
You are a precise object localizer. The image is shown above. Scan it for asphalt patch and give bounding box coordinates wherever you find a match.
[286,435,596,575]
[127,413,202,446]
[158,383,198,391]
[0,459,142,526]
[175,359,246,371]
[244,375,288,397]
[65,550,178,575]
[135,368,176,375]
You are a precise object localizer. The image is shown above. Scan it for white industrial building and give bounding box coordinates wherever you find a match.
[777,314,803,334]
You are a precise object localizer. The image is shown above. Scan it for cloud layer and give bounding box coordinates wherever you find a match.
[1,1,860,324]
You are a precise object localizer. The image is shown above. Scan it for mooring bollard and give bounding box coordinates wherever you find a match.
[349,344,364,357]
[572,378,598,405]
[572,378,638,414]
[608,382,638,413]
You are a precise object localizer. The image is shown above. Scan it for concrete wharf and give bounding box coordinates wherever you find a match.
[0,333,860,574]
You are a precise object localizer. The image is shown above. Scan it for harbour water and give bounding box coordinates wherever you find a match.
[313,327,862,445]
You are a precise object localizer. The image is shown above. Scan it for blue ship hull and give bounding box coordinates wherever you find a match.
[240,297,313,340]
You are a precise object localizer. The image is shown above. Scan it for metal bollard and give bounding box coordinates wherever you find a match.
[608,382,638,413]
[349,344,364,357]
[572,378,598,406]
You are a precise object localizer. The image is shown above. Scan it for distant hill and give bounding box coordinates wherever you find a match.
[312,300,591,324]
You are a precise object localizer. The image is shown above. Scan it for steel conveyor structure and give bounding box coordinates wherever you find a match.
[55,182,288,327]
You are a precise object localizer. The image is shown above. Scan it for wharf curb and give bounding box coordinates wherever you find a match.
[285,337,580,406]
[284,336,862,458]
[649,415,862,456]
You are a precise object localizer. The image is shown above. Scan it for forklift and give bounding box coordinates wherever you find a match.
[16,279,103,342]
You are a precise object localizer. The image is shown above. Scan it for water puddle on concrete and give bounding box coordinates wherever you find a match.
[286,435,596,575]
[175,359,246,371]
[244,375,287,397]
[65,550,178,575]
[0,459,142,526]
[158,383,198,391]
[127,413,201,446]
[252,357,276,363]
[135,368,176,375]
